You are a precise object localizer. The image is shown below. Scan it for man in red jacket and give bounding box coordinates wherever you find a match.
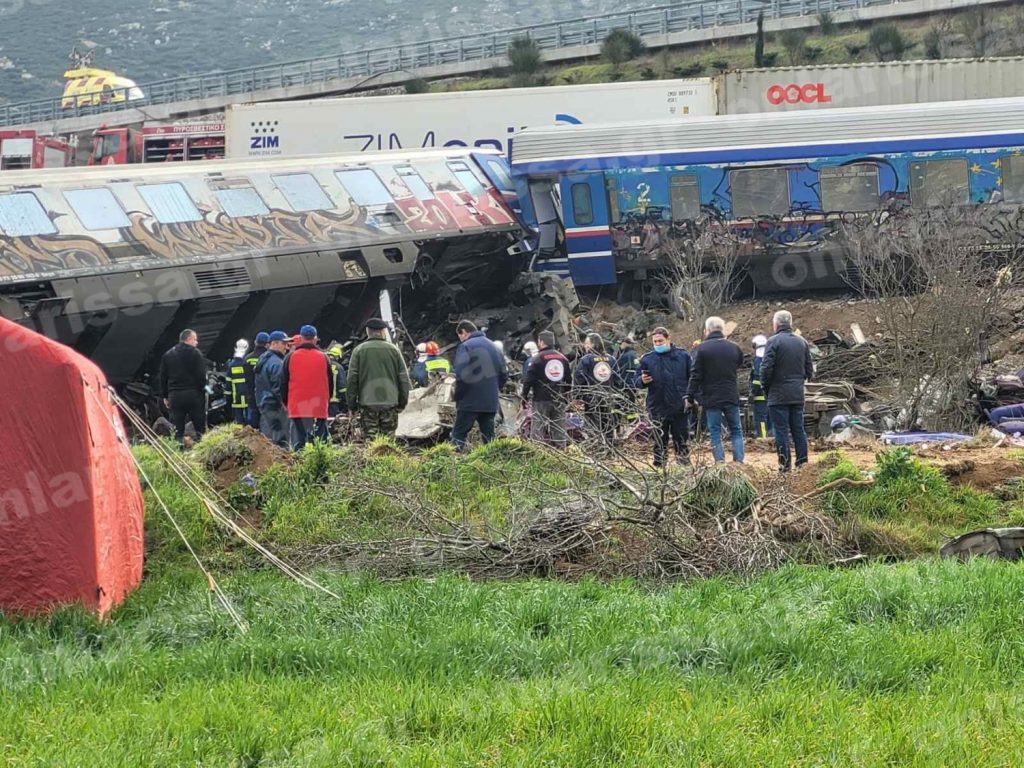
[280,324,333,451]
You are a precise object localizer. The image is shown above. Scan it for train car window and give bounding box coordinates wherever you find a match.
[272,173,331,212]
[730,168,790,217]
[64,188,131,230]
[214,188,269,218]
[396,166,435,200]
[605,177,620,224]
[669,174,701,220]
[448,161,487,196]
[1002,155,1024,203]
[571,183,594,225]
[0,192,55,237]
[137,183,202,224]
[485,159,513,190]
[336,169,394,206]
[910,159,970,207]
[819,164,880,212]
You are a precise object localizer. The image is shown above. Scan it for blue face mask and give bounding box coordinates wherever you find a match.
[654,344,669,354]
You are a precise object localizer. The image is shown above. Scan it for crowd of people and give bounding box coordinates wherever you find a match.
[157,308,815,472]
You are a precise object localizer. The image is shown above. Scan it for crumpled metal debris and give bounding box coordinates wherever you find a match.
[940,528,1024,560]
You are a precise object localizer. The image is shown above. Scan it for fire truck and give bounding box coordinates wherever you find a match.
[88,123,226,165]
[0,131,74,170]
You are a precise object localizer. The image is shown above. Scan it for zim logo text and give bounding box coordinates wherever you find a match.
[250,135,280,150]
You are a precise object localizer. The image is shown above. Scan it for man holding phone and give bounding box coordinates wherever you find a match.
[636,326,692,468]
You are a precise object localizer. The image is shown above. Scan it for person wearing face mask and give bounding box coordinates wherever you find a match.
[636,326,692,468]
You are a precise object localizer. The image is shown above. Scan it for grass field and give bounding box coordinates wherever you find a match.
[5,433,1024,765]
[5,560,1024,766]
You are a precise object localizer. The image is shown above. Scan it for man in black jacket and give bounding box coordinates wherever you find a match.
[159,328,208,445]
[687,316,745,463]
[761,309,815,472]
[521,331,570,448]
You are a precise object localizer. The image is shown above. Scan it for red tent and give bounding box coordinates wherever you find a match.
[0,317,144,617]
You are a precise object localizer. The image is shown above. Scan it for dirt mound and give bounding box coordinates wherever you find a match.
[209,427,291,488]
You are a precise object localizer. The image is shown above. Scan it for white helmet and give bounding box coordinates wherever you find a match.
[416,342,427,354]
[523,341,539,358]
[752,334,768,348]
[234,339,250,357]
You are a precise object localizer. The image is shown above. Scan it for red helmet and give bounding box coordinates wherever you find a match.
[425,341,440,356]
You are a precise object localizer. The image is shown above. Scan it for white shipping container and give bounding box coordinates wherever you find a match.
[717,57,1024,114]
[226,79,717,159]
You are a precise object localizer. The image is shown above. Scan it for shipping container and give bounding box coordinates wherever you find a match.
[717,57,1024,114]
[225,79,717,159]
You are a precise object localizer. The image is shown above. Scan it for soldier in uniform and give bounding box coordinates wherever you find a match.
[347,318,411,440]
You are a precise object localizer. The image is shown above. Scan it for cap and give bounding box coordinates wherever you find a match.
[255,331,270,345]
[752,334,768,348]
[269,330,288,342]
[300,324,317,339]
[365,318,388,330]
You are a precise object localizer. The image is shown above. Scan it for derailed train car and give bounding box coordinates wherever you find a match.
[510,96,1024,298]
[0,149,528,383]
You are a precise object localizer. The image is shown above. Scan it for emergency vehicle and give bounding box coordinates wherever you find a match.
[0,131,74,170]
[88,123,226,165]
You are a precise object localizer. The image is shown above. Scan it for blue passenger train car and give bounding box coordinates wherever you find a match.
[509,97,1024,296]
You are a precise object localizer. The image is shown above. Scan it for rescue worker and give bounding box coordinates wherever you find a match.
[521,330,570,448]
[347,318,412,440]
[573,332,617,445]
[636,327,692,468]
[280,325,333,451]
[687,317,745,464]
[327,345,348,417]
[254,331,289,448]
[614,339,639,390]
[159,328,208,446]
[225,338,250,425]
[411,342,430,387]
[750,334,771,439]
[452,320,508,451]
[423,341,452,382]
[244,331,270,429]
[761,309,815,472]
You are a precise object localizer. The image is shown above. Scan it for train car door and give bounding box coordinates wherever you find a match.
[559,172,615,286]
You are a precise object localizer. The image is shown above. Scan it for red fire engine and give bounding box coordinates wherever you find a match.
[89,123,225,165]
[0,131,74,170]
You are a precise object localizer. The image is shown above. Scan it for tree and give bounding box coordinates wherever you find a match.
[923,27,942,60]
[507,36,542,76]
[959,6,991,58]
[754,11,766,68]
[868,24,907,61]
[404,78,429,95]
[780,28,808,66]
[818,11,837,36]
[602,28,645,70]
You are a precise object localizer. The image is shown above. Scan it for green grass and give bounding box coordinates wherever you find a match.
[6,560,1024,765]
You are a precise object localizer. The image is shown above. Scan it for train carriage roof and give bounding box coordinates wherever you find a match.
[510,97,1024,171]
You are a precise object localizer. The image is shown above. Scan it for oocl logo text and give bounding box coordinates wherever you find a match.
[765,83,832,106]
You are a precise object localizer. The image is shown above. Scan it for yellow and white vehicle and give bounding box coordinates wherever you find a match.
[60,67,145,109]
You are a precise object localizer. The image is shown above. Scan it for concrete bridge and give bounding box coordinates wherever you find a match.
[2,0,1007,135]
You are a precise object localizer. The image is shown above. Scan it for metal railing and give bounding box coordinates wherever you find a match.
[1,0,902,127]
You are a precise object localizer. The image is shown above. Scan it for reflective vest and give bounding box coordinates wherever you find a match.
[751,355,766,402]
[330,361,343,403]
[226,356,248,409]
[424,356,451,377]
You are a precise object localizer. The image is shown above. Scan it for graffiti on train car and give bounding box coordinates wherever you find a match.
[0,205,384,283]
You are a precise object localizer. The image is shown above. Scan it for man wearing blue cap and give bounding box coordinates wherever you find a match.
[254,331,289,448]
[244,331,270,429]
[281,325,332,451]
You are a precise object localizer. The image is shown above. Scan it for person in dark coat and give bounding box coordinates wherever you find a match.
[451,320,508,451]
[687,317,745,463]
[244,331,269,429]
[159,328,208,445]
[254,331,289,448]
[326,344,348,417]
[614,339,639,391]
[521,330,570,448]
[636,326,692,467]
[573,333,618,445]
[761,309,815,472]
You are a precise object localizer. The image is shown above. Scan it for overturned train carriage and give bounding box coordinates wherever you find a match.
[510,97,1024,296]
[0,149,528,383]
